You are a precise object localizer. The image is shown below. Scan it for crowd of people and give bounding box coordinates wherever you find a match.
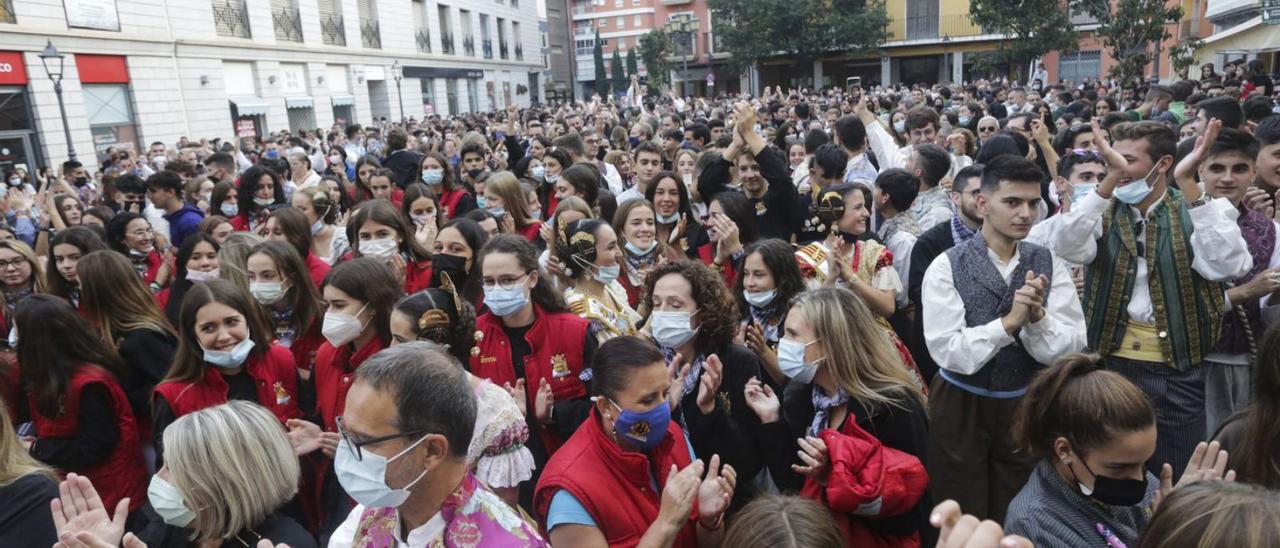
[2,61,1280,547]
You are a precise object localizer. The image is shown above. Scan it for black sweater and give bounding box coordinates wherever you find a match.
[676,343,764,511]
[698,147,803,242]
[0,473,58,547]
[117,328,178,422]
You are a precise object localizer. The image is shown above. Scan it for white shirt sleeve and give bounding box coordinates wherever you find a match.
[886,232,916,308]
[1019,257,1089,364]
[1050,190,1108,265]
[1188,197,1254,282]
[603,162,624,195]
[920,207,953,232]
[922,253,1017,375]
[864,122,905,171]
[326,505,364,548]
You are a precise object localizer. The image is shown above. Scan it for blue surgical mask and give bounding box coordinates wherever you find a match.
[334,435,430,508]
[201,337,255,369]
[487,206,506,217]
[777,338,820,384]
[607,398,671,450]
[147,476,196,527]
[422,168,444,185]
[221,203,239,217]
[484,284,529,317]
[656,211,680,224]
[545,173,560,184]
[1114,163,1160,205]
[650,310,697,348]
[625,239,658,256]
[959,116,971,126]
[594,264,621,285]
[1071,183,1098,204]
[531,166,546,180]
[476,195,488,209]
[893,120,907,134]
[744,289,777,308]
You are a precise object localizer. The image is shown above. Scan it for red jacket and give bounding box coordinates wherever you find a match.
[289,320,325,375]
[138,250,163,285]
[31,365,146,512]
[405,258,432,294]
[304,253,331,290]
[471,305,589,454]
[153,344,302,425]
[314,337,386,431]
[696,244,739,290]
[534,408,697,548]
[801,418,929,548]
[517,220,543,242]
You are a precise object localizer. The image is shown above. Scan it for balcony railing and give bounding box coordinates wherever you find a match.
[273,5,303,42]
[212,0,252,38]
[1,0,15,24]
[361,18,381,48]
[321,13,345,45]
[890,14,985,41]
[442,32,455,54]
[483,39,494,58]
[416,28,432,53]
[515,44,523,61]
[499,41,508,59]
[464,36,475,56]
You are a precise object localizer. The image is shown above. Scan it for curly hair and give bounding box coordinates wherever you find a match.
[641,259,738,355]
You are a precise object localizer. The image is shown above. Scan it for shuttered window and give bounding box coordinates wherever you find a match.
[319,0,345,45]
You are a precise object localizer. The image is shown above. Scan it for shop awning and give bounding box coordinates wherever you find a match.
[228,96,268,116]
[286,97,314,109]
[1201,17,1280,53]
[331,95,355,107]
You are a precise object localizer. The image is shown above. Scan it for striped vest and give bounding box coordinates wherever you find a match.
[1082,189,1226,371]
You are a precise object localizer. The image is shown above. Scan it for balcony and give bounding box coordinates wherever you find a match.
[273,5,303,42]
[464,36,476,56]
[483,39,494,58]
[442,32,455,54]
[416,28,432,53]
[361,18,381,49]
[321,12,345,45]
[888,14,985,42]
[500,41,509,59]
[212,0,252,38]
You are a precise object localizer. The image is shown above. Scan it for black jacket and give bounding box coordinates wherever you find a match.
[0,473,57,547]
[383,148,425,189]
[698,147,803,242]
[677,343,764,511]
[907,220,955,383]
[117,328,178,422]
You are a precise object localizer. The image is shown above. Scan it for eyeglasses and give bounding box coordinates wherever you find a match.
[978,126,997,133]
[336,416,425,461]
[128,228,153,238]
[0,258,28,270]
[481,272,529,290]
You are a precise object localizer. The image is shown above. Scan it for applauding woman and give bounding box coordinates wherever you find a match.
[734,239,806,386]
[646,171,708,258]
[535,336,737,548]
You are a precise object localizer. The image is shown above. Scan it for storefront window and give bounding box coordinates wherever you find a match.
[420,78,436,115]
[447,79,459,115]
[83,84,140,163]
[467,79,479,113]
[0,90,32,132]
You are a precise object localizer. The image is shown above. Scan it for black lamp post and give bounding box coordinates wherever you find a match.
[392,60,405,122]
[39,41,76,162]
[665,16,700,98]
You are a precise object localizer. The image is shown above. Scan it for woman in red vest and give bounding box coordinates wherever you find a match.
[229,165,284,233]
[534,336,736,548]
[246,241,324,380]
[420,152,475,221]
[483,171,543,242]
[264,207,330,291]
[747,287,930,547]
[158,233,221,326]
[366,168,405,207]
[151,279,300,467]
[430,218,489,307]
[347,199,433,294]
[105,212,164,287]
[17,294,146,515]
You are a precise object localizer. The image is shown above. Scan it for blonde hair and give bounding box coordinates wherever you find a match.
[0,239,46,293]
[486,171,536,229]
[1138,481,1280,548]
[790,287,923,408]
[216,232,265,295]
[0,397,56,487]
[164,401,299,543]
[553,195,593,221]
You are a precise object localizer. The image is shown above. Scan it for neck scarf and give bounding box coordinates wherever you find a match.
[809,385,850,437]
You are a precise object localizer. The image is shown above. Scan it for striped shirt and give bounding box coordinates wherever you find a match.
[1005,461,1156,548]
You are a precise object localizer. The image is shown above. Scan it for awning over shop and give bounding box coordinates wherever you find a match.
[1200,17,1280,54]
[286,97,314,109]
[229,96,269,116]
[331,95,355,107]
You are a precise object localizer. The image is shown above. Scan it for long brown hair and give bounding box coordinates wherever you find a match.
[0,398,55,486]
[1014,353,1154,459]
[347,199,432,262]
[1138,481,1280,548]
[247,241,321,333]
[165,280,273,384]
[1232,324,1280,488]
[485,171,536,230]
[47,226,107,300]
[268,207,313,258]
[17,295,125,418]
[77,251,176,344]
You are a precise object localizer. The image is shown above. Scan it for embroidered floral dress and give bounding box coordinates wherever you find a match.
[349,473,548,548]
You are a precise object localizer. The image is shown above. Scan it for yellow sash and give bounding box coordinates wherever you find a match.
[1111,320,1168,363]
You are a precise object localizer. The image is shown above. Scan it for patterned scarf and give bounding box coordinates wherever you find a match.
[809,385,850,437]
[748,305,782,345]
[129,252,150,278]
[660,344,706,398]
[271,305,298,348]
[880,214,921,243]
[625,243,659,274]
[951,214,978,245]
[4,287,31,320]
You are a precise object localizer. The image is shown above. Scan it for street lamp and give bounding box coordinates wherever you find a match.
[39,41,76,162]
[391,60,405,123]
[665,16,700,98]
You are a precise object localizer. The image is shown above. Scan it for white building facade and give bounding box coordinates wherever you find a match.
[0,0,544,173]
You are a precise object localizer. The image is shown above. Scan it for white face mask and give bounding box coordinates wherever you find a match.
[250,281,289,305]
[186,268,221,282]
[7,325,16,348]
[200,337,255,369]
[777,338,820,384]
[322,304,368,347]
[743,288,777,308]
[253,196,275,207]
[650,310,698,349]
[360,238,400,260]
[334,435,429,508]
[147,476,196,527]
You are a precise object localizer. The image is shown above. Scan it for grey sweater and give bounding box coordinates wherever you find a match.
[1005,460,1157,547]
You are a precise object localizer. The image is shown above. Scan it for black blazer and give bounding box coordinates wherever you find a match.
[907,220,956,383]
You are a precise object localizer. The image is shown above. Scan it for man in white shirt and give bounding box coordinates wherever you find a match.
[874,168,921,309]
[615,142,665,206]
[1052,120,1253,478]
[923,155,1087,522]
[330,343,545,547]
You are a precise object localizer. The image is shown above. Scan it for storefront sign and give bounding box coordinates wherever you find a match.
[236,119,257,137]
[0,52,28,85]
[76,54,129,83]
[65,0,121,31]
[402,67,484,80]
[1265,0,1280,24]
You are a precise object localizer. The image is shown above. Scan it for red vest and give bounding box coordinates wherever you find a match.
[305,253,331,291]
[617,272,643,309]
[0,351,18,423]
[31,365,146,512]
[518,220,543,242]
[534,409,697,548]
[405,258,432,294]
[696,244,739,289]
[471,305,589,454]
[229,213,250,232]
[153,344,302,425]
[439,187,469,220]
[314,336,386,431]
[141,250,163,285]
[289,320,325,374]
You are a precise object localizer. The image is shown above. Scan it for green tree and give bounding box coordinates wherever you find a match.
[626,49,639,81]
[593,31,609,98]
[1074,0,1182,85]
[638,30,674,91]
[969,0,1079,82]
[708,0,889,75]
[610,50,626,97]
[1169,37,1204,80]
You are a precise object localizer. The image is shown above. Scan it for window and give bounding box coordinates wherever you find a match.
[358,0,380,48]
[439,5,455,54]
[413,0,430,52]
[1059,50,1101,83]
[447,79,459,115]
[83,84,141,163]
[212,0,252,38]
[634,14,641,26]
[467,79,479,113]
[599,18,606,27]
[421,79,436,115]
[616,16,624,27]
[318,0,345,45]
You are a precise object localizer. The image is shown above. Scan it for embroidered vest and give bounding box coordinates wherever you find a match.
[1212,207,1274,355]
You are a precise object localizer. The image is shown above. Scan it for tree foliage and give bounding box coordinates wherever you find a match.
[610,50,626,97]
[969,0,1078,81]
[708,0,890,73]
[626,49,639,80]
[1073,0,1182,85]
[1169,36,1204,79]
[593,31,609,98]
[638,30,674,91]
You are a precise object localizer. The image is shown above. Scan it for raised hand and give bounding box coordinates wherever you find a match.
[285,419,324,456]
[931,500,1034,548]
[696,454,737,526]
[51,473,129,548]
[388,254,408,288]
[666,352,691,411]
[503,379,529,416]
[534,377,555,426]
[696,354,724,415]
[414,219,437,250]
[792,435,831,486]
[743,378,780,423]
[1173,118,1223,193]
[1154,440,1236,511]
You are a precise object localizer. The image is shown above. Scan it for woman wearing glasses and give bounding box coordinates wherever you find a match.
[105,212,164,289]
[0,240,45,332]
[473,234,596,507]
[151,279,300,467]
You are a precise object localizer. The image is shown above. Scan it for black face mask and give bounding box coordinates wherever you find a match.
[466,168,485,180]
[1068,456,1148,507]
[431,253,469,289]
[73,176,90,187]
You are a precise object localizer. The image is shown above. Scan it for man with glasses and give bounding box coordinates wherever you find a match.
[330,342,547,547]
[977,116,1001,146]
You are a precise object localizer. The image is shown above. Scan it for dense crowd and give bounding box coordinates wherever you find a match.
[2,59,1280,547]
